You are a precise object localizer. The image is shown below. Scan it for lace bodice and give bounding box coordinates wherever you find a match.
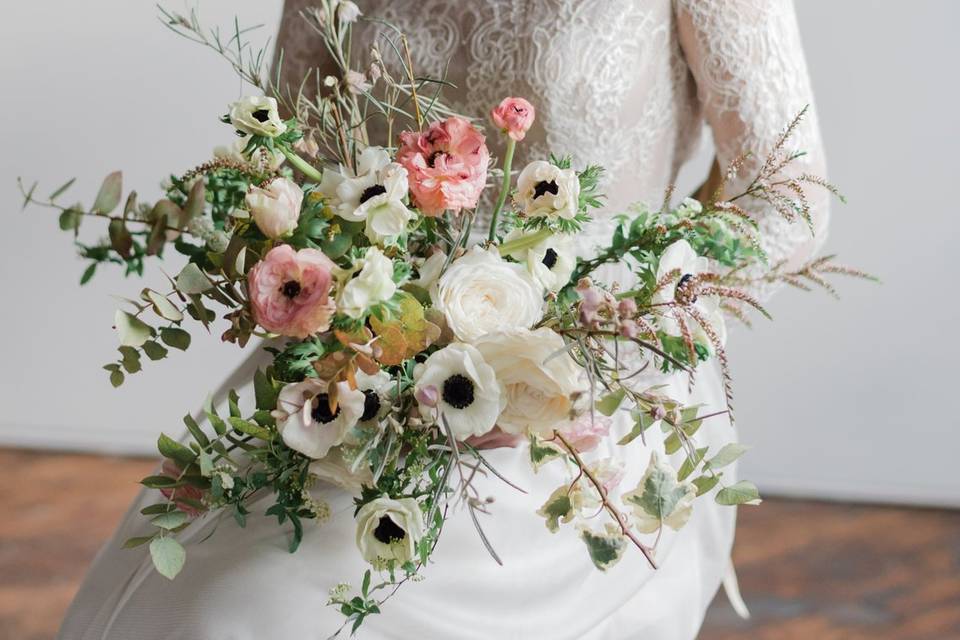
[277,0,829,293]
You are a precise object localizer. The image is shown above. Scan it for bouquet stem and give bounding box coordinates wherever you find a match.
[279,146,324,183]
[488,138,516,242]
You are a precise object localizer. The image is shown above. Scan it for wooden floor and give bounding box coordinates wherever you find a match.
[1,449,958,640]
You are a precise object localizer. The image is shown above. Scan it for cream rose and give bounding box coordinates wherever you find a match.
[431,246,543,342]
[355,496,426,566]
[516,160,580,220]
[228,96,287,138]
[339,246,397,319]
[474,328,584,436]
[245,177,303,239]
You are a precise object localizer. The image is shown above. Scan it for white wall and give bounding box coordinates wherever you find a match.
[1,2,956,506]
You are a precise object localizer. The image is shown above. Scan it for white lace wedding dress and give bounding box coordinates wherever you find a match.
[58,1,828,638]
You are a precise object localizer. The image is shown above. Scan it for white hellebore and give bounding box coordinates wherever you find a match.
[274,379,366,459]
[245,177,303,239]
[228,96,287,138]
[474,328,584,436]
[339,246,397,319]
[623,451,697,534]
[355,496,425,566]
[502,229,576,292]
[652,239,727,349]
[319,146,415,244]
[431,246,543,342]
[516,160,580,220]
[413,343,506,439]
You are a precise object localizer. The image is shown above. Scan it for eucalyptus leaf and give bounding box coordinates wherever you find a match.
[151,510,188,530]
[176,263,213,295]
[142,340,168,361]
[108,219,133,258]
[92,171,122,214]
[146,290,183,322]
[160,327,191,351]
[149,536,186,580]
[114,310,153,347]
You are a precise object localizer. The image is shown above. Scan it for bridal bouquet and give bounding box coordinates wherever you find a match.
[20,3,867,634]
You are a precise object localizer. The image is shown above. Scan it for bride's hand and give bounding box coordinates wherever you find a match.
[464,427,523,450]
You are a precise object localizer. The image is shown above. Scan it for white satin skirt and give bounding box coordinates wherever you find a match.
[57,357,736,640]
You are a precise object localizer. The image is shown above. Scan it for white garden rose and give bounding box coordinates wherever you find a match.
[502,229,576,292]
[339,246,397,319]
[652,239,727,349]
[474,328,585,436]
[228,95,287,138]
[413,343,505,439]
[431,246,543,342]
[516,160,580,220]
[623,451,697,534]
[274,380,365,459]
[308,447,372,497]
[355,496,426,566]
[245,177,303,239]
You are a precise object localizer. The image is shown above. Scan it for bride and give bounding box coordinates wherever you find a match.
[58,1,828,638]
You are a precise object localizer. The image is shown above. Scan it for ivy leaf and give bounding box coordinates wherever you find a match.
[579,526,627,571]
[92,171,122,214]
[623,452,696,533]
[149,536,186,580]
[529,435,564,471]
[716,481,762,506]
[537,487,574,533]
[114,310,153,347]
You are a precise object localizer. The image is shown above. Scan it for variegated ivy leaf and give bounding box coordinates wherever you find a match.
[537,487,575,533]
[623,451,696,534]
[579,524,627,571]
[529,435,564,471]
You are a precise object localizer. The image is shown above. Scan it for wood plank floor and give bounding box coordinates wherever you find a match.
[1,448,958,640]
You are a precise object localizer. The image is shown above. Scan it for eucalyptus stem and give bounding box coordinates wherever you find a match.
[487,137,516,242]
[279,146,324,183]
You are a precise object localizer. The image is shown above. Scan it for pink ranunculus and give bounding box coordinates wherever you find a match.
[159,460,206,517]
[248,245,336,339]
[490,97,536,141]
[396,116,489,217]
[558,414,612,453]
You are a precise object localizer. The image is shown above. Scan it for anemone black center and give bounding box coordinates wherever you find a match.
[251,109,271,123]
[533,180,559,199]
[675,273,698,304]
[360,389,381,422]
[442,374,475,410]
[542,248,559,269]
[427,151,447,168]
[373,515,406,544]
[311,394,340,424]
[359,184,387,204]
[281,280,302,299]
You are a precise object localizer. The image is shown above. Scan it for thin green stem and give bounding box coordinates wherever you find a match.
[487,137,516,242]
[497,227,552,256]
[279,146,324,183]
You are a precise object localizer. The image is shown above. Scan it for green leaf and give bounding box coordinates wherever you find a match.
[678,446,708,481]
[151,510,188,530]
[529,435,563,470]
[182,414,210,448]
[118,346,141,373]
[140,503,176,515]
[198,451,214,477]
[122,535,156,549]
[142,340,168,361]
[145,290,183,322]
[157,433,197,466]
[228,417,272,441]
[253,369,279,411]
[716,481,762,506]
[182,180,206,223]
[537,489,574,533]
[663,431,682,455]
[628,455,692,522]
[149,536,186,580]
[580,527,627,571]
[140,474,181,488]
[175,263,213,295]
[618,411,656,446]
[705,443,749,471]
[160,327,191,351]
[58,208,81,233]
[114,310,153,347]
[109,369,125,388]
[596,388,626,416]
[92,171,122,214]
[49,177,76,200]
[80,262,97,285]
[692,474,721,496]
[146,214,167,256]
[108,219,133,258]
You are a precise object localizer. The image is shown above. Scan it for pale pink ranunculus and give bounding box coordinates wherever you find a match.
[490,97,536,141]
[248,245,336,339]
[246,177,303,239]
[558,414,612,453]
[396,116,489,217]
[159,460,206,517]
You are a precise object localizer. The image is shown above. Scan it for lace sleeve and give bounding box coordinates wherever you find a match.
[675,0,830,301]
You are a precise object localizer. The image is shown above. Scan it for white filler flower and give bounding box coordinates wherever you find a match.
[652,239,727,348]
[414,343,506,439]
[516,160,580,220]
[228,95,287,138]
[275,380,366,459]
[339,246,397,319]
[431,246,543,342]
[502,229,576,292]
[474,328,584,436]
[355,496,426,566]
